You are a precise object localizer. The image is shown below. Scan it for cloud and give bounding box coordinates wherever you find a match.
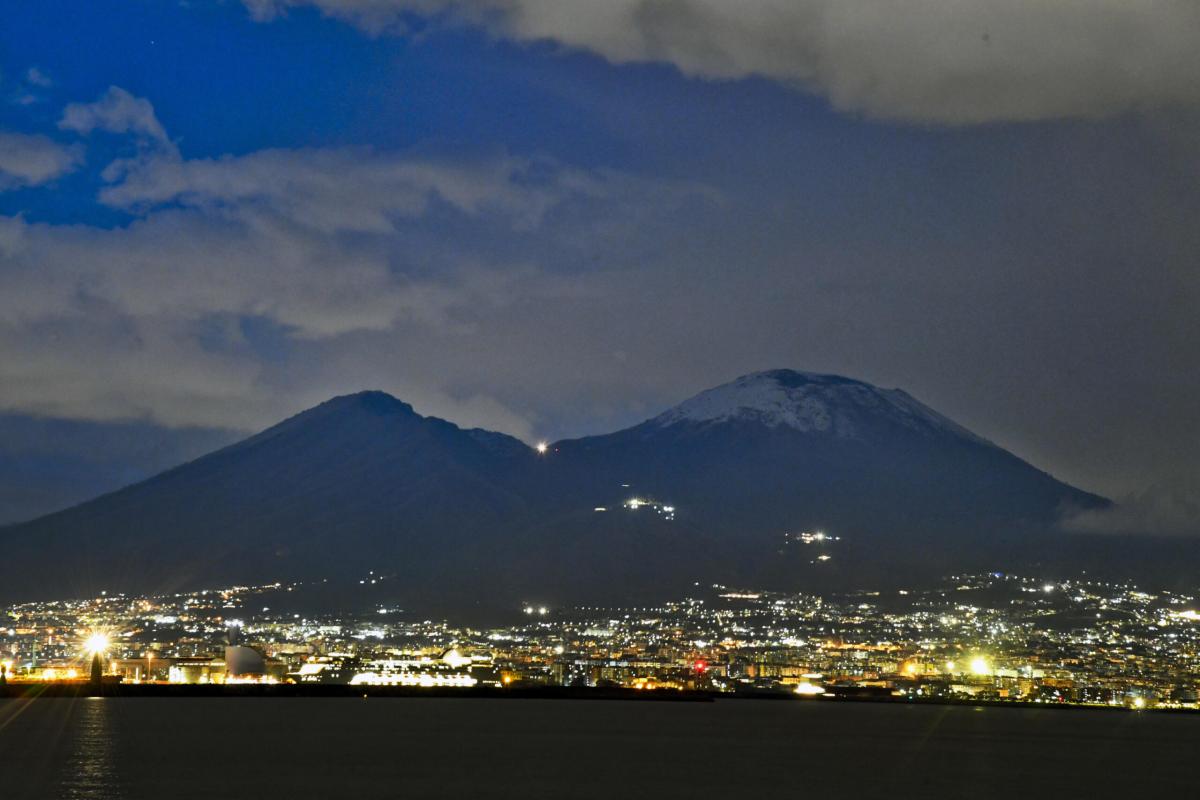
[0,85,706,437]
[1064,478,1200,537]
[0,131,83,190]
[240,0,1200,125]
[97,146,623,234]
[0,147,622,342]
[59,86,171,144]
[0,203,556,432]
[7,66,54,106]
[24,67,53,88]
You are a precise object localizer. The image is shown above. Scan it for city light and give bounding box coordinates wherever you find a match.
[1,571,1194,706]
[535,441,548,455]
[621,497,676,520]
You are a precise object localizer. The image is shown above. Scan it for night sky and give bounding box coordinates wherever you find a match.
[1,1,1197,530]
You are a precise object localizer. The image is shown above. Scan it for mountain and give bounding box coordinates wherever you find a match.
[540,370,1107,591]
[0,392,539,607]
[0,370,1108,613]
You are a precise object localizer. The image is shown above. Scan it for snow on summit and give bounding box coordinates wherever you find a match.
[652,369,990,444]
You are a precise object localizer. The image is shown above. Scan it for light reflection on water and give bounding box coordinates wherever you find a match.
[59,698,122,800]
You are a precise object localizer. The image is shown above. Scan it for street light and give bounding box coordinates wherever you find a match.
[85,633,110,686]
[85,633,110,656]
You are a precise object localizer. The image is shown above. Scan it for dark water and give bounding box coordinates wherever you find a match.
[2,697,1197,799]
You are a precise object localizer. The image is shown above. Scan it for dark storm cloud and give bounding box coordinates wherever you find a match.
[243,0,1200,124]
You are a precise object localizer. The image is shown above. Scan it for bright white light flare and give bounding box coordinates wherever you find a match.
[85,633,110,655]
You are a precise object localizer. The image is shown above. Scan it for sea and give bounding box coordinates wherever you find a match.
[2,697,1196,799]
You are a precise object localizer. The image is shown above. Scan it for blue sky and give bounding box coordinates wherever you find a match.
[1,0,1199,527]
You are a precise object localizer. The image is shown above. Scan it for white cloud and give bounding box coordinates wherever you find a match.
[0,201,558,432]
[0,144,617,342]
[242,0,1200,124]
[1064,478,1200,537]
[0,131,82,190]
[0,83,717,438]
[24,67,53,88]
[0,78,703,437]
[97,147,618,233]
[59,86,171,144]
[6,66,54,107]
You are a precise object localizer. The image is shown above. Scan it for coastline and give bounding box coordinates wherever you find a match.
[3,682,1196,715]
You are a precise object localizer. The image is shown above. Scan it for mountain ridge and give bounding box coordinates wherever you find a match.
[0,369,1110,612]
[649,369,994,447]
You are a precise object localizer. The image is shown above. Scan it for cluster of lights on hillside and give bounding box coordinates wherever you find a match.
[780,530,843,563]
[1,572,1194,709]
[621,497,676,520]
[788,530,842,545]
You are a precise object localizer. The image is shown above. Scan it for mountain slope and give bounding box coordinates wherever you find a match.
[554,370,1097,523]
[0,391,539,603]
[541,370,1106,589]
[0,371,1108,611]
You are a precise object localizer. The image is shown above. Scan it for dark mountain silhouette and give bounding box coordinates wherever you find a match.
[0,371,1109,613]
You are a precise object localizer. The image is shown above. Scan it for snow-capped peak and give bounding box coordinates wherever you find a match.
[652,369,989,444]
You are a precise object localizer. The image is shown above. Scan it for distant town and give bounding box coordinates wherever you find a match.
[3,552,1198,710]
